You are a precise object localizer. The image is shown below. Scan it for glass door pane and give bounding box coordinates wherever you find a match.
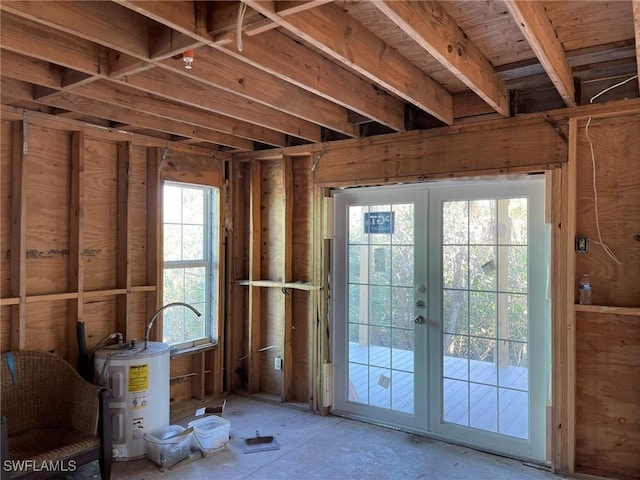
[347,203,415,414]
[441,197,530,439]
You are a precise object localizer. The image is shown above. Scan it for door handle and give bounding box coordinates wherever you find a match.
[414,315,425,324]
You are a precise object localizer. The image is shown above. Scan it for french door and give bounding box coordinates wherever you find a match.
[332,179,549,462]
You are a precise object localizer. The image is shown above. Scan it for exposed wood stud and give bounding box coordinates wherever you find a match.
[634,0,640,90]
[565,118,579,472]
[191,351,206,400]
[68,131,85,360]
[146,148,162,341]
[551,166,568,473]
[116,142,132,338]
[282,156,294,402]
[248,159,262,393]
[9,121,27,350]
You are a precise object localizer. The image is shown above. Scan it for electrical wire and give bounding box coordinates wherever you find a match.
[583,73,637,266]
[237,2,247,52]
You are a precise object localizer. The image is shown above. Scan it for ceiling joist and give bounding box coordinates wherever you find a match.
[244,0,454,125]
[217,28,406,132]
[374,0,509,117]
[114,0,362,136]
[504,0,576,107]
[1,0,637,152]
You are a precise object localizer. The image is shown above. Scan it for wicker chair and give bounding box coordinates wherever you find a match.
[1,351,111,479]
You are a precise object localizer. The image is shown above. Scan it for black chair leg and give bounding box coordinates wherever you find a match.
[99,389,112,480]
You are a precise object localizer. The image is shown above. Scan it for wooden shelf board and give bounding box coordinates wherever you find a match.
[236,279,321,291]
[574,304,640,316]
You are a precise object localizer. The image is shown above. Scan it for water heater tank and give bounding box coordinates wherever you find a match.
[94,341,170,460]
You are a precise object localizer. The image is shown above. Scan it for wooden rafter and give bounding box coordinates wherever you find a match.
[374,0,509,116]
[504,0,576,107]
[244,1,454,125]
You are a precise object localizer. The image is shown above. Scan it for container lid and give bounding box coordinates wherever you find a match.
[188,415,230,431]
[145,425,186,441]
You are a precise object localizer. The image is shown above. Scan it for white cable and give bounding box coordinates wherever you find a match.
[588,74,637,104]
[237,2,247,52]
[583,74,636,266]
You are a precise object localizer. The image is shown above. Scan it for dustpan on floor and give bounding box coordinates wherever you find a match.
[243,430,280,454]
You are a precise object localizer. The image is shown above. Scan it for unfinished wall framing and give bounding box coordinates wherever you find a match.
[567,112,640,480]
[229,154,316,405]
[2,97,639,478]
[0,111,227,408]
[233,100,640,477]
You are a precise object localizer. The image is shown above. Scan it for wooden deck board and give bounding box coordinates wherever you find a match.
[347,342,529,439]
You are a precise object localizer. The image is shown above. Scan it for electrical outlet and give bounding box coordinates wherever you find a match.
[575,236,588,253]
[274,356,283,371]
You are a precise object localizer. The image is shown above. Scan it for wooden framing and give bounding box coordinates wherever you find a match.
[247,159,262,394]
[281,156,294,402]
[1,11,639,470]
[67,131,85,361]
[146,148,162,342]
[245,1,454,125]
[374,0,509,116]
[633,0,640,90]
[550,165,568,473]
[313,117,566,186]
[116,142,132,338]
[9,121,27,351]
[504,0,576,107]
[565,118,579,472]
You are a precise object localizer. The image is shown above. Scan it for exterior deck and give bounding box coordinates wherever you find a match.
[348,342,528,439]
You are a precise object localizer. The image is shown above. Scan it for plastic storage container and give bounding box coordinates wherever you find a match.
[579,273,592,305]
[187,415,231,456]
[144,425,192,468]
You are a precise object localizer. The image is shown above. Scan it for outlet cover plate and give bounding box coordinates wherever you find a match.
[575,236,588,252]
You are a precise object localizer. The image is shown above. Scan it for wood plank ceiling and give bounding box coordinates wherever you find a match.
[1,1,639,153]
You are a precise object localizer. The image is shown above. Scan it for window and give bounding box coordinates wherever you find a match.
[162,182,219,348]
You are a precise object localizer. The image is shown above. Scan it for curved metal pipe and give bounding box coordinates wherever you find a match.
[144,302,201,348]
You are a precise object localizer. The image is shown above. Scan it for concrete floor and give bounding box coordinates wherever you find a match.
[68,395,566,480]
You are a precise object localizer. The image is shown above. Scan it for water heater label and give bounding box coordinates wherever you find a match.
[132,417,144,439]
[128,364,149,392]
[131,392,148,410]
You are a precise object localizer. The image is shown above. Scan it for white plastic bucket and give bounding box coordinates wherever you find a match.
[187,416,231,455]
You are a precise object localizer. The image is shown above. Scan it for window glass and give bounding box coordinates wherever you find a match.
[162,182,218,347]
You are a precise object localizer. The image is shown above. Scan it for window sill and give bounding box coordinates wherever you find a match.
[170,342,217,358]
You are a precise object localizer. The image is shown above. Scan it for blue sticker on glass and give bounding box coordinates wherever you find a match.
[364,211,394,234]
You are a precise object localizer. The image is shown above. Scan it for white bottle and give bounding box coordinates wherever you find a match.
[579,273,592,305]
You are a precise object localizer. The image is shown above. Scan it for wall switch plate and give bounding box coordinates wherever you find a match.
[274,356,283,371]
[575,236,588,252]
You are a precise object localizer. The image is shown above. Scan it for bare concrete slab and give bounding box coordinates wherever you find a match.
[64,395,566,480]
